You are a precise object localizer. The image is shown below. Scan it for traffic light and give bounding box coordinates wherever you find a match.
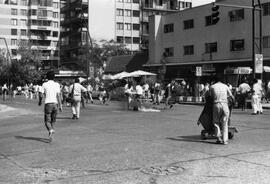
[211,4,220,24]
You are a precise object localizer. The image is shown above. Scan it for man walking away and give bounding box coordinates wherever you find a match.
[210,75,234,145]
[238,79,251,111]
[39,71,62,141]
[70,78,87,119]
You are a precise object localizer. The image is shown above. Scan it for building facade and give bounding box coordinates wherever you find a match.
[60,0,89,70]
[0,0,60,69]
[115,0,192,52]
[147,0,270,82]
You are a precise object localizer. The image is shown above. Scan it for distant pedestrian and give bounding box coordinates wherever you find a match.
[238,80,251,111]
[39,71,62,141]
[251,79,263,115]
[209,75,234,145]
[86,83,94,103]
[164,79,175,109]
[69,78,87,119]
[2,83,8,101]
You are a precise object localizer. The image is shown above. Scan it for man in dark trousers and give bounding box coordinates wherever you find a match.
[39,71,62,141]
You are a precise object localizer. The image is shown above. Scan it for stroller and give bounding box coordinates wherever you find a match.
[198,95,238,140]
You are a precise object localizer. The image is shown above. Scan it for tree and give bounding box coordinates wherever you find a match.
[0,41,44,87]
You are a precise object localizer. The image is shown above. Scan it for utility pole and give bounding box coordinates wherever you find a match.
[0,37,12,88]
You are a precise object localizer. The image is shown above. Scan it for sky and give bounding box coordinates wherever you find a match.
[89,0,214,41]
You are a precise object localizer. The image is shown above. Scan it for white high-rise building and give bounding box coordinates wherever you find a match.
[0,0,60,69]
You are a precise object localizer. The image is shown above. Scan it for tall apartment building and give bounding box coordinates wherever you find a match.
[60,0,191,70]
[115,0,192,52]
[60,0,89,69]
[0,0,60,70]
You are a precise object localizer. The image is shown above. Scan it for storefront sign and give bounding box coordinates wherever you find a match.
[196,66,202,76]
[255,54,263,73]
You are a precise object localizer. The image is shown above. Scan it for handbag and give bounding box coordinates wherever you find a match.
[66,84,75,103]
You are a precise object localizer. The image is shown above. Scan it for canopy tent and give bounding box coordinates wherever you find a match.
[101,74,114,80]
[264,66,270,72]
[122,70,157,78]
[224,67,252,74]
[111,71,130,80]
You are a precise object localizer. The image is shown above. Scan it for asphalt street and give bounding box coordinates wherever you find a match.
[1,96,270,184]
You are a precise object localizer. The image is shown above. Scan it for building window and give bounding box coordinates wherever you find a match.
[11,49,17,56]
[205,15,214,26]
[117,23,124,30]
[31,9,37,15]
[125,9,131,17]
[263,36,270,48]
[11,39,17,45]
[117,36,124,43]
[156,0,163,6]
[205,42,217,53]
[53,12,58,18]
[20,0,27,5]
[183,19,194,29]
[21,29,27,35]
[53,31,58,37]
[125,0,131,3]
[125,23,131,30]
[164,23,174,33]
[125,37,132,44]
[229,9,244,21]
[11,29,17,35]
[262,2,270,16]
[133,0,139,3]
[184,45,194,55]
[133,24,140,30]
[20,19,27,26]
[133,10,140,17]
[53,22,58,28]
[117,0,123,2]
[11,9,18,15]
[164,47,174,57]
[20,9,27,16]
[230,39,244,51]
[10,0,17,5]
[11,19,18,26]
[53,2,58,8]
[116,9,123,16]
[133,37,140,44]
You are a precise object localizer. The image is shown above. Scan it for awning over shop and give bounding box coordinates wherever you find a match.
[224,67,252,74]
[264,66,270,72]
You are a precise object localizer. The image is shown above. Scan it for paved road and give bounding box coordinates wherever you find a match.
[1,97,270,184]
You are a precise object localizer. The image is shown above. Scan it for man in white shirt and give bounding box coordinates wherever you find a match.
[210,76,234,145]
[69,78,87,119]
[238,80,251,111]
[39,71,62,141]
[252,79,263,114]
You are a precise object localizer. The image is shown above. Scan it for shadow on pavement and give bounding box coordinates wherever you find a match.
[57,116,72,120]
[15,136,51,143]
[166,135,217,144]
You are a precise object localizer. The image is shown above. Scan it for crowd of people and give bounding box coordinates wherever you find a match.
[1,71,270,144]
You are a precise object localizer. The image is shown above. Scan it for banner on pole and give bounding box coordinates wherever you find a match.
[255,54,263,73]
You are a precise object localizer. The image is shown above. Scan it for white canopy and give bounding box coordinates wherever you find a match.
[78,77,86,83]
[111,71,130,80]
[264,66,270,72]
[123,70,156,78]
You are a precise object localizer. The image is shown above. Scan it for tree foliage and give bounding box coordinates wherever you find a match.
[0,41,43,87]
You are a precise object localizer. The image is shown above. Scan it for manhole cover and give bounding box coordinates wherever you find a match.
[140,165,184,176]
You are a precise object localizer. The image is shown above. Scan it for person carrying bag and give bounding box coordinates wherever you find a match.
[66,84,75,104]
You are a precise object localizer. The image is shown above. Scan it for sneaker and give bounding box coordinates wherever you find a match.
[48,129,55,141]
[75,116,79,120]
[72,114,76,119]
